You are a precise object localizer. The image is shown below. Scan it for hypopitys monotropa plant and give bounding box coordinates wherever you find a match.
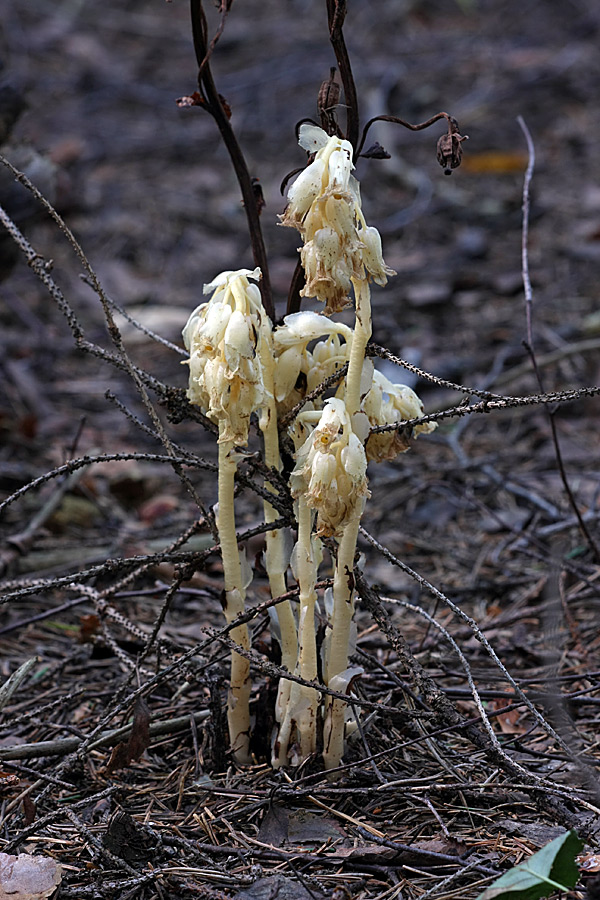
[183,267,272,764]
[183,125,437,771]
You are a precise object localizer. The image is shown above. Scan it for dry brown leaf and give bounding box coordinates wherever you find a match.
[491,695,529,735]
[235,875,323,900]
[0,852,61,900]
[578,852,600,873]
[106,697,151,773]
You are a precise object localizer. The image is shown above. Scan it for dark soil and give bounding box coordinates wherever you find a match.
[1,2,599,898]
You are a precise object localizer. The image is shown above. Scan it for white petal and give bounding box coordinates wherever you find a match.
[203,267,261,295]
[310,450,337,483]
[298,123,330,153]
[351,411,371,443]
[328,666,363,693]
[328,143,354,190]
[341,432,367,480]
[224,310,254,360]
[245,282,263,309]
[274,345,302,402]
[275,310,352,348]
[182,302,208,351]
[314,226,342,267]
[198,301,231,349]
[360,226,396,285]
[287,158,326,216]
[320,396,348,427]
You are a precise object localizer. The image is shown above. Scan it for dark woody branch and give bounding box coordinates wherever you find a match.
[326,0,359,150]
[187,0,274,321]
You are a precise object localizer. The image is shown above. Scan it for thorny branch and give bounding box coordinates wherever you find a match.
[368,382,600,438]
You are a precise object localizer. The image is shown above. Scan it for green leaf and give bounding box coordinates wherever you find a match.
[476,829,583,900]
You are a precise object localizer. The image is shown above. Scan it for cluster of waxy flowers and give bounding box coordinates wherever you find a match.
[280,125,395,314]
[273,310,352,414]
[363,370,437,463]
[291,397,370,537]
[182,268,271,445]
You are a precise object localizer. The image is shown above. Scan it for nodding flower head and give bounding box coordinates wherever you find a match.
[291,397,369,537]
[280,124,395,314]
[273,311,352,414]
[362,370,437,463]
[183,268,272,445]
[358,225,396,287]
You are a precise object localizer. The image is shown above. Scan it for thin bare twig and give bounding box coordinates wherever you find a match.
[357,527,577,760]
[368,383,600,437]
[0,169,216,532]
[0,711,210,763]
[354,570,587,833]
[517,115,600,561]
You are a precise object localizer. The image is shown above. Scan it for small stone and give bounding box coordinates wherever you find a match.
[405,281,452,307]
[455,226,489,259]
[492,272,523,296]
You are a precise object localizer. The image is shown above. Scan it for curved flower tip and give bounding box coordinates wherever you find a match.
[363,370,436,463]
[359,226,396,286]
[282,158,327,228]
[327,666,363,695]
[272,313,353,411]
[203,267,262,296]
[274,310,352,348]
[283,124,396,316]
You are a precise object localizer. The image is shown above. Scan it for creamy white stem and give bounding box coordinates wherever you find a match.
[344,277,372,416]
[275,496,319,765]
[322,276,372,770]
[257,337,299,765]
[295,497,319,759]
[218,437,252,764]
[322,513,361,770]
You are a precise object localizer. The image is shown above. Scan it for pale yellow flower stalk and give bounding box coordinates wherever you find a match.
[289,396,370,770]
[274,487,323,766]
[215,443,253,763]
[183,267,270,764]
[270,311,357,767]
[317,276,370,771]
[279,125,412,770]
[256,318,299,763]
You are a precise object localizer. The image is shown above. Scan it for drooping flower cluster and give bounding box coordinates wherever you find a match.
[362,370,437,463]
[273,310,352,414]
[183,268,271,445]
[280,125,395,314]
[291,397,370,537]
